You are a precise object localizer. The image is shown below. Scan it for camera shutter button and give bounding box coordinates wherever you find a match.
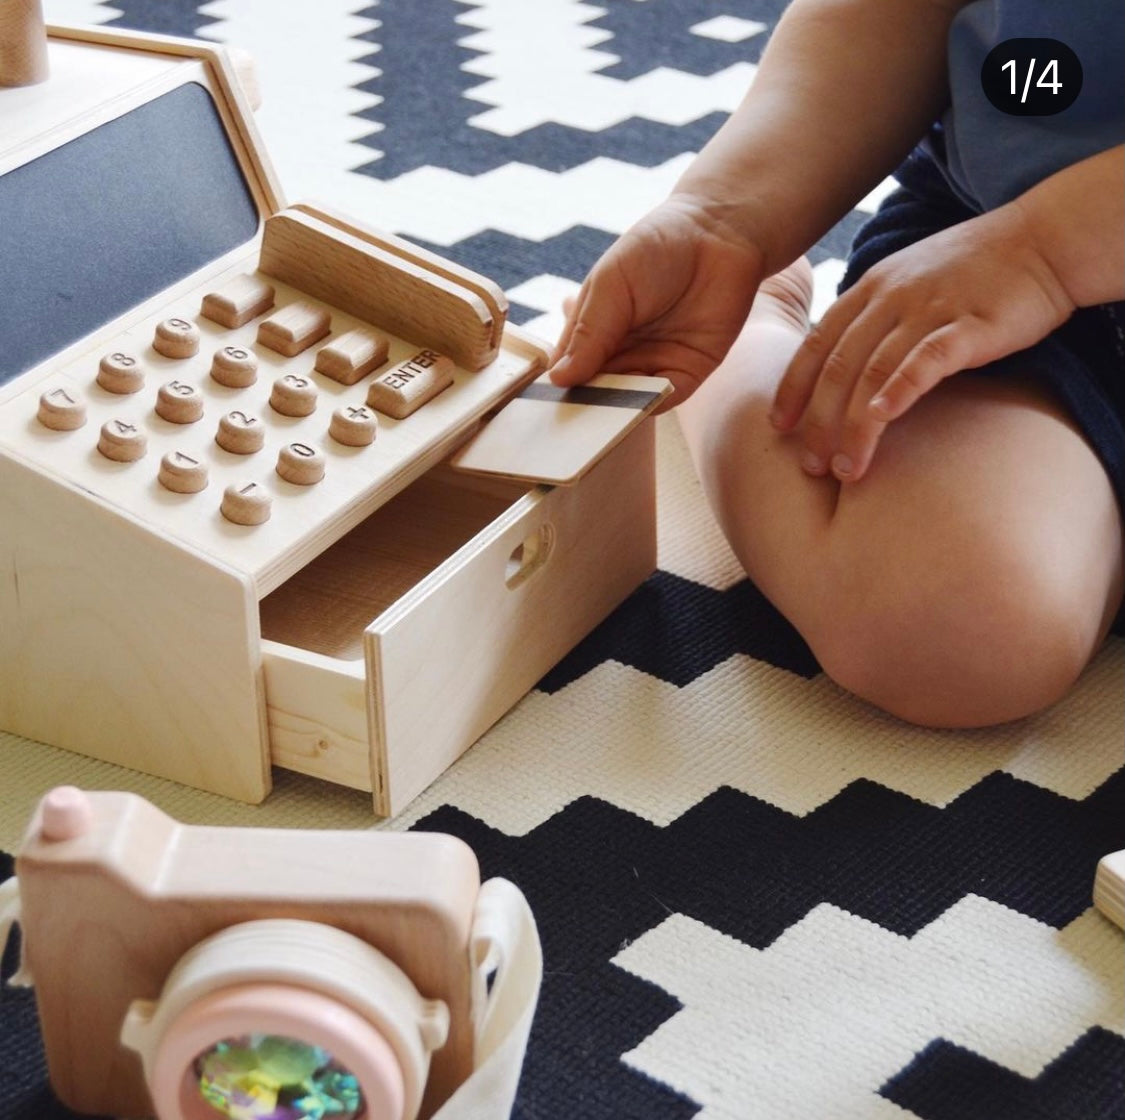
[39,786,94,841]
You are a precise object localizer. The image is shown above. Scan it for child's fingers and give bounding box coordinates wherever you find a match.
[769,285,868,432]
[830,327,918,481]
[769,321,843,433]
[830,415,888,482]
[835,318,996,481]
[869,322,971,422]
[786,304,895,475]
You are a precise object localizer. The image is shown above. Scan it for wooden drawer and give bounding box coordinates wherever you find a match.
[259,422,657,816]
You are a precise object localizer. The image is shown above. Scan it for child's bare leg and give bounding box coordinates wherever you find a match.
[677,260,1124,727]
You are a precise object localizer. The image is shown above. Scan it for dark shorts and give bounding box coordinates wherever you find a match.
[839,144,1125,516]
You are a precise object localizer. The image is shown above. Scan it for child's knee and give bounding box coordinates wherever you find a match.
[806,543,1096,728]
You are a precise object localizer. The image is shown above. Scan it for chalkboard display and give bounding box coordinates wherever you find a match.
[0,81,259,386]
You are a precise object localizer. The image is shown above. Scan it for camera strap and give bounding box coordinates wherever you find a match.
[433,877,543,1120]
[0,877,32,986]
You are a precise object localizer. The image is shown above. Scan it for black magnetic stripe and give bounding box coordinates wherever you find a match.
[518,382,661,409]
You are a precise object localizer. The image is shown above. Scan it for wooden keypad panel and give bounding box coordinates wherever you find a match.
[0,258,537,594]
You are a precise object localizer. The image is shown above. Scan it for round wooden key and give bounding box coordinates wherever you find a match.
[269,374,318,417]
[276,441,325,485]
[221,480,272,525]
[156,380,204,424]
[158,450,209,494]
[210,345,259,388]
[96,351,145,394]
[328,404,378,447]
[215,410,265,455]
[97,419,147,462]
[37,386,86,430]
[153,317,201,359]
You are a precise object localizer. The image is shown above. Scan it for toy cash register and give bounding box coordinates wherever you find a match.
[0,3,666,815]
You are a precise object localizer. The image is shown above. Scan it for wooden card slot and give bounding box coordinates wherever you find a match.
[293,201,507,352]
[260,209,500,371]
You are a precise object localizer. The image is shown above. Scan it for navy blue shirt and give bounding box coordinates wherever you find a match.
[929,0,1124,211]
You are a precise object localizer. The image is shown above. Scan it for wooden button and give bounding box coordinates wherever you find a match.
[156,380,204,424]
[96,351,145,394]
[210,345,259,388]
[269,373,317,417]
[314,329,389,385]
[366,349,455,420]
[276,441,325,485]
[221,480,272,525]
[201,274,275,329]
[257,301,331,357]
[158,450,209,493]
[37,385,86,430]
[329,404,378,447]
[216,410,265,455]
[97,419,147,462]
[153,317,200,359]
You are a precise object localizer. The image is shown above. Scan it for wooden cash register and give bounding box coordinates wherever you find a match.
[0,4,666,815]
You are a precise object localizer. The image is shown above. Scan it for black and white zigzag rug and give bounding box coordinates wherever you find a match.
[2,2,1123,1118]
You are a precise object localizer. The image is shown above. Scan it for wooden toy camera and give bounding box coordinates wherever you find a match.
[0,5,664,815]
[1,787,540,1120]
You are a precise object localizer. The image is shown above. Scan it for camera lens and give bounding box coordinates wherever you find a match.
[122,922,438,1120]
[192,1033,363,1120]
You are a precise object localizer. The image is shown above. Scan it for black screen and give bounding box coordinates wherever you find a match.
[0,81,260,386]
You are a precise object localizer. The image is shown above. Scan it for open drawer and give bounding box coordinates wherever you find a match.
[258,421,656,816]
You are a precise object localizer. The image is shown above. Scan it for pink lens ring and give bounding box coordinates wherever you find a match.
[148,983,407,1120]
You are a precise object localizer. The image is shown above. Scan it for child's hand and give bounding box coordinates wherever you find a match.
[769,205,1075,481]
[549,195,766,404]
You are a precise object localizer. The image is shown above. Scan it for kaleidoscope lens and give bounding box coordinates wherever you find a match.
[193,1034,364,1120]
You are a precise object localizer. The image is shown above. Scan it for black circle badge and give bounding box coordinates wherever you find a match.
[981,38,1082,116]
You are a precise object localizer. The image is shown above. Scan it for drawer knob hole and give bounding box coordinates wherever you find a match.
[505,524,554,589]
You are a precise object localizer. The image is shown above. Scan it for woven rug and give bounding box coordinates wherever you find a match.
[2,1,1123,1117]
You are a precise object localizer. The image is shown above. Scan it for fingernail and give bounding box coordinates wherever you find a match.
[549,355,571,384]
[801,451,824,474]
[768,406,785,429]
[870,395,890,419]
[831,453,853,479]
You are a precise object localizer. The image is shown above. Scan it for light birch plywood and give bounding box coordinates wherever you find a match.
[261,645,372,792]
[368,425,658,816]
[0,454,271,802]
[259,470,526,798]
[15,789,480,1118]
[0,263,548,596]
[257,442,658,813]
[260,468,521,661]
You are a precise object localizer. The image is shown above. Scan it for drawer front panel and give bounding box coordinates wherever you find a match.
[367,424,657,816]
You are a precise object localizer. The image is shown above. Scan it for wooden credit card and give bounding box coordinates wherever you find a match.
[450,373,672,485]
